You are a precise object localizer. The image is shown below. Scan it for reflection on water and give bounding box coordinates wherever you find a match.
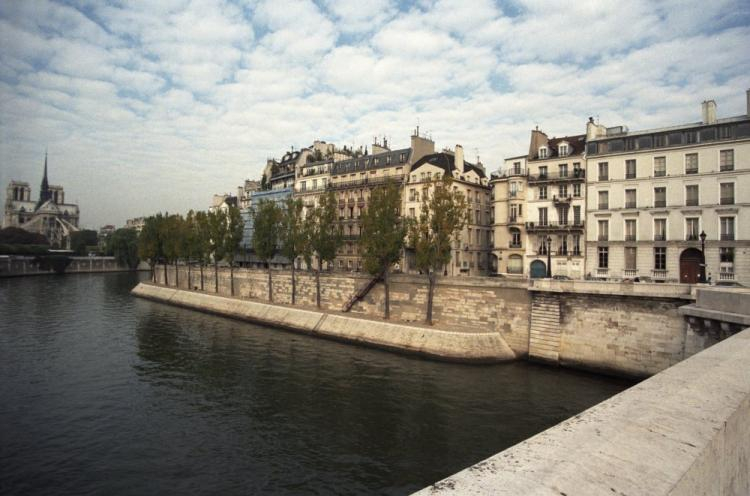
[0,273,632,495]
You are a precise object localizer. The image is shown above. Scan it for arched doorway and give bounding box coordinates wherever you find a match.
[680,248,704,284]
[489,253,499,273]
[530,260,547,279]
[508,254,523,275]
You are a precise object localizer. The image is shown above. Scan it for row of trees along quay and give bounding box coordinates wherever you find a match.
[137,177,468,325]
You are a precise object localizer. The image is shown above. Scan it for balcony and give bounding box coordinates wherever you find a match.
[623,269,638,278]
[598,234,609,242]
[652,269,668,280]
[654,234,666,241]
[721,233,735,241]
[528,169,585,183]
[720,196,735,205]
[595,268,609,278]
[625,234,636,242]
[525,221,584,232]
[553,195,572,205]
[598,203,609,210]
[719,165,734,172]
[501,167,527,178]
[654,200,666,208]
[719,272,735,281]
[686,199,699,207]
[328,174,404,191]
[686,233,699,241]
[685,167,698,175]
[507,216,522,225]
[509,242,522,249]
[625,201,637,209]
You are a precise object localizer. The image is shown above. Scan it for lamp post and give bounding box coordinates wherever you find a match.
[699,230,707,283]
[546,235,552,278]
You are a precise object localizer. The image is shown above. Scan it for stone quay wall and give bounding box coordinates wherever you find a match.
[152,264,533,357]
[0,255,143,277]
[415,326,750,496]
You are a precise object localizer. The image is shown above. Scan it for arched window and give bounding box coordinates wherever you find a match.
[508,255,523,274]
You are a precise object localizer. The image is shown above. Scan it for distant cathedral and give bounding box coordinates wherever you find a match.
[3,152,80,248]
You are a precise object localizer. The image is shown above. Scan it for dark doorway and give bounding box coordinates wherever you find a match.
[530,260,547,279]
[680,248,704,284]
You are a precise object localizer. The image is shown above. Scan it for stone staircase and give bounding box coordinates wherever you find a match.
[529,292,562,363]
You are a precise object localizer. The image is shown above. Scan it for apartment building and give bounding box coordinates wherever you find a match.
[524,130,587,279]
[584,91,750,285]
[403,145,491,277]
[490,155,528,276]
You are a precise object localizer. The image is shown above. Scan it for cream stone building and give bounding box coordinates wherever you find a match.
[522,130,587,279]
[490,155,528,276]
[403,145,491,277]
[584,91,750,286]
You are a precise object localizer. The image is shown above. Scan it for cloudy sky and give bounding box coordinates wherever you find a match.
[1,0,749,228]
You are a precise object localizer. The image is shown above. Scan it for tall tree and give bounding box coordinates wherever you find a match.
[224,206,244,297]
[162,214,184,287]
[109,228,140,269]
[182,211,196,289]
[138,214,165,283]
[407,177,468,325]
[207,210,227,293]
[305,191,342,308]
[279,197,305,304]
[252,199,281,302]
[194,211,210,291]
[360,181,406,319]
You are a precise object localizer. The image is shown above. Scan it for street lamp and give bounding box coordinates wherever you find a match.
[699,230,707,283]
[546,235,552,278]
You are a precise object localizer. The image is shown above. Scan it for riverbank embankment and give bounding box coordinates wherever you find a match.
[414,325,750,495]
[0,255,148,277]
[132,282,517,363]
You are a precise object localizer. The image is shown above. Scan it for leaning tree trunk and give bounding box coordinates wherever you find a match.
[291,261,296,305]
[174,261,179,288]
[214,260,219,293]
[426,271,436,325]
[187,262,191,290]
[164,262,168,286]
[384,265,390,320]
[151,263,155,283]
[200,264,204,291]
[315,260,322,308]
[267,263,273,302]
[230,263,234,297]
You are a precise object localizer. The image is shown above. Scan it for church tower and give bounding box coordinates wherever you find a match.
[37,151,52,209]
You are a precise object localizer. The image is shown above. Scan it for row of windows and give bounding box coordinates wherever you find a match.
[596,182,735,210]
[596,149,734,181]
[537,183,582,200]
[330,152,408,174]
[536,206,583,225]
[596,217,736,242]
[597,246,735,270]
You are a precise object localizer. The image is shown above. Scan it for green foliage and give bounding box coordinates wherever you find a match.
[279,197,305,266]
[252,200,281,264]
[360,181,406,276]
[0,243,49,255]
[34,254,72,274]
[193,211,211,264]
[223,206,244,265]
[69,229,98,255]
[0,227,49,245]
[161,214,184,263]
[206,209,227,263]
[109,228,140,268]
[407,177,468,275]
[305,191,341,269]
[138,213,166,266]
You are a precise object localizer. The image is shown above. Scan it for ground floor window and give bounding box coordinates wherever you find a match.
[625,247,637,270]
[598,247,608,269]
[654,247,667,270]
[508,255,523,274]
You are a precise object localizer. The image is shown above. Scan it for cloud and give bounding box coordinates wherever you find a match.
[0,0,749,228]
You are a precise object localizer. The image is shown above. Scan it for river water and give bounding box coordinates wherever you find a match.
[0,272,632,495]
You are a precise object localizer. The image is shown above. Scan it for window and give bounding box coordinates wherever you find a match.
[559,235,568,255]
[573,183,581,197]
[598,190,609,210]
[558,205,569,225]
[598,247,609,269]
[598,219,609,241]
[558,184,568,198]
[685,131,697,144]
[654,247,667,270]
[559,144,568,156]
[720,149,734,171]
[625,219,637,241]
[559,164,568,177]
[573,206,581,225]
[539,166,548,178]
[300,181,307,192]
[654,219,667,241]
[720,217,735,240]
[625,247,637,271]
[685,218,700,241]
[654,135,666,147]
[598,162,608,181]
[510,228,521,247]
[539,208,548,226]
[539,147,548,159]
[539,185,547,200]
[685,185,699,206]
[720,247,734,264]
[654,157,666,177]
[625,189,637,209]
[409,208,415,218]
[625,159,636,179]
[720,183,734,205]
[508,254,523,274]
[654,187,666,208]
[572,234,581,255]
[509,182,518,198]
[685,153,698,174]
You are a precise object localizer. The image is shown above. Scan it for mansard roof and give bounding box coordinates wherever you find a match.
[410,152,486,179]
[530,134,586,161]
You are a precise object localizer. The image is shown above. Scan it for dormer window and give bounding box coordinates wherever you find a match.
[539,146,548,159]
[559,143,569,156]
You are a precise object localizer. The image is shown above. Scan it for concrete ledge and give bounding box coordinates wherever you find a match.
[414,327,750,495]
[530,278,696,300]
[131,283,516,363]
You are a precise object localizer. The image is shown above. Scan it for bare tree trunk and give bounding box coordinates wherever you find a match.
[214,260,219,293]
[384,265,390,320]
[200,264,204,291]
[230,263,234,297]
[267,263,273,302]
[174,262,179,288]
[187,262,191,290]
[291,261,296,305]
[151,263,155,283]
[164,263,168,286]
[316,259,322,308]
[426,271,436,325]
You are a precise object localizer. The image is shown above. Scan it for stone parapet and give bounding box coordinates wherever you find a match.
[415,327,750,496]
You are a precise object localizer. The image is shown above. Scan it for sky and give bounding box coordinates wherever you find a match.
[1,0,749,229]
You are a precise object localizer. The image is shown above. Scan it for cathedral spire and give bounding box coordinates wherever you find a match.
[37,150,52,209]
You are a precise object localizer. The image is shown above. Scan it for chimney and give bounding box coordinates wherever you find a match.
[455,144,464,171]
[528,128,548,157]
[701,100,717,124]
